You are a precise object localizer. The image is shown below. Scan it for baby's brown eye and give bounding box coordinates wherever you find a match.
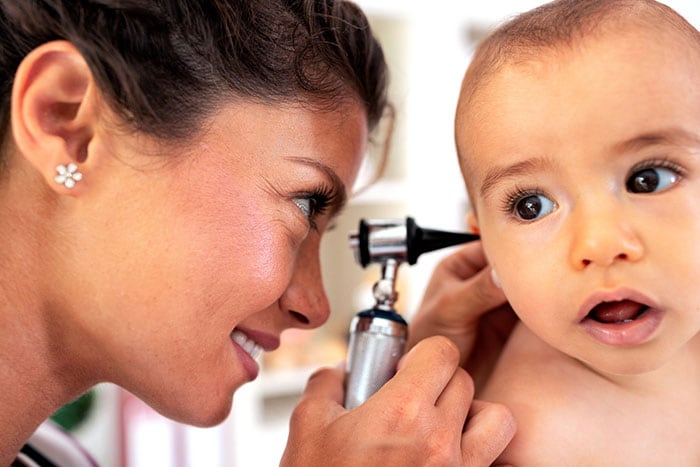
[515,196,541,220]
[626,167,677,193]
[513,193,555,221]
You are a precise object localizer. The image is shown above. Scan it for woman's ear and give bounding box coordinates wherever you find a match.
[11,40,98,196]
[466,211,480,235]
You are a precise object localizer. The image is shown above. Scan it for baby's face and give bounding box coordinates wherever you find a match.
[456,27,700,376]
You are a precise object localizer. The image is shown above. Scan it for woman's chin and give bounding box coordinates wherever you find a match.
[149,390,235,427]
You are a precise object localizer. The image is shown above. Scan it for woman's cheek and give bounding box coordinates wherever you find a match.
[243,224,300,289]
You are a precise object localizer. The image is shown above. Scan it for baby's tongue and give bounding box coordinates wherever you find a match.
[589,300,642,324]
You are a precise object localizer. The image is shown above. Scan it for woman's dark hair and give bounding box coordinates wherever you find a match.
[0,0,389,144]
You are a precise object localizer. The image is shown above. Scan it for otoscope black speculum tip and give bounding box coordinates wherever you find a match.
[404,217,479,265]
[350,216,479,268]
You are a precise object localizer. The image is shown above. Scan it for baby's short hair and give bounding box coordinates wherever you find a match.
[456,0,700,186]
[462,0,700,108]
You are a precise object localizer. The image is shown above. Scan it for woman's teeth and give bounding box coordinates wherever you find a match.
[231,330,263,360]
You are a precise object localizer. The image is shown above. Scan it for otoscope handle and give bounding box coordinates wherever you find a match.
[344,309,408,409]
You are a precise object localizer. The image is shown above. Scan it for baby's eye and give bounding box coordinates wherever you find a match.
[626,166,680,193]
[510,192,556,221]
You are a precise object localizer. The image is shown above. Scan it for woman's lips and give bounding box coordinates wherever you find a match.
[578,289,663,346]
[230,328,280,380]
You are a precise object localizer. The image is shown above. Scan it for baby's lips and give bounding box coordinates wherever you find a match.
[578,287,657,322]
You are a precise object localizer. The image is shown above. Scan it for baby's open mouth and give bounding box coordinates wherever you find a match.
[586,299,650,324]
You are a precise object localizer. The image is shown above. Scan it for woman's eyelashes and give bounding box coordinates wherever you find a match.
[292,184,338,231]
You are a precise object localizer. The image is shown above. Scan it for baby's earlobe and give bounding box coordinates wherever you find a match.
[490,268,502,289]
[466,212,479,234]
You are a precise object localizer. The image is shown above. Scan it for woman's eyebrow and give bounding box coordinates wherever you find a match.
[286,156,348,217]
[479,156,551,199]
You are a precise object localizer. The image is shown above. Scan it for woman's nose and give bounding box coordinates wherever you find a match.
[279,241,331,329]
[568,202,645,270]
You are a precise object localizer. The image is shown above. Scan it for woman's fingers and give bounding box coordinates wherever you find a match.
[293,366,346,425]
[435,242,507,320]
[386,335,462,404]
[434,365,474,430]
[438,241,489,280]
[285,340,515,466]
[462,400,516,466]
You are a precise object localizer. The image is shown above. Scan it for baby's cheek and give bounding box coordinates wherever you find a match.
[498,269,548,319]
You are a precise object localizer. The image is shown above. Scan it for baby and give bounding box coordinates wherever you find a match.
[455,0,700,464]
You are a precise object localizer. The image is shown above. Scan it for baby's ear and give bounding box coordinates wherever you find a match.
[466,211,480,235]
[11,40,98,196]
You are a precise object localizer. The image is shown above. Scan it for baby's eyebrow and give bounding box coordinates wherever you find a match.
[613,128,700,154]
[479,156,551,199]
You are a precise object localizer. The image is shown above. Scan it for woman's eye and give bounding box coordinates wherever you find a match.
[626,166,679,193]
[293,197,316,220]
[291,186,334,231]
[511,193,556,221]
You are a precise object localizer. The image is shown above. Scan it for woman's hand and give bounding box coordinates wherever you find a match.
[407,241,517,389]
[281,336,515,466]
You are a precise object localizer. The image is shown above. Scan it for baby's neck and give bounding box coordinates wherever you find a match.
[512,322,700,394]
[580,331,700,395]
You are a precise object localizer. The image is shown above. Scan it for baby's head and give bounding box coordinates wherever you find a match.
[457,0,700,198]
[455,0,700,375]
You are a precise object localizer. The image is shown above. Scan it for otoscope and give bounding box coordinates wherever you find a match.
[343,217,479,409]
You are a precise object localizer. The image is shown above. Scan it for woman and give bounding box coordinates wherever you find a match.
[0,1,514,465]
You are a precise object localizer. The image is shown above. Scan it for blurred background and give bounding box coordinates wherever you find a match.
[54,1,700,465]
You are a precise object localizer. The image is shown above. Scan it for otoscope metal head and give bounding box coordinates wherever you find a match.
[349,216,479,268]
[343,216,479,409]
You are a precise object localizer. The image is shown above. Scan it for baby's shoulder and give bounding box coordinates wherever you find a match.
[478,324,622,464]
[479,323,600,401]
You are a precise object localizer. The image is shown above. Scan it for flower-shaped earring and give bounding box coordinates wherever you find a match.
[55,163,83,189]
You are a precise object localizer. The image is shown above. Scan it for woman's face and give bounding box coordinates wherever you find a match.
[61,100,367,425]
